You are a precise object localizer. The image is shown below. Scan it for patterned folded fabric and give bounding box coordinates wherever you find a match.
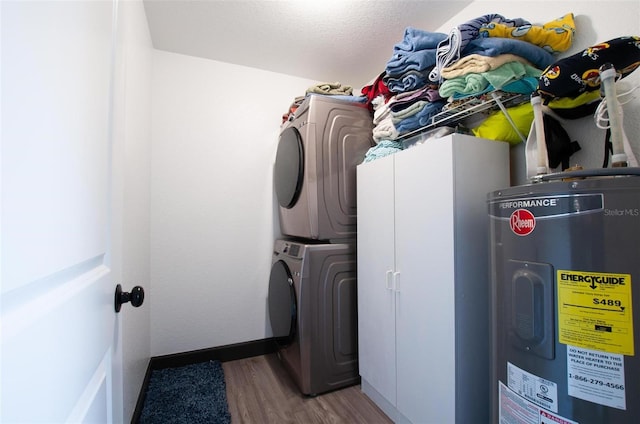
[479,13,576,54]
[456,14,529,52]
[537,36,640,102]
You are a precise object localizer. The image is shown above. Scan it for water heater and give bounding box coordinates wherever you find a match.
[489,170,640,423]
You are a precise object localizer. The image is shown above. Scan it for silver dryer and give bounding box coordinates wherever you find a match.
[274,95,373,241]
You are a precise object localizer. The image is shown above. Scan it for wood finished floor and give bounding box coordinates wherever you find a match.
[223,353,392,424]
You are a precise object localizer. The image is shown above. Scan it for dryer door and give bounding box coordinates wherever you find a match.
[274,127,304,208]
[268,260,297,347]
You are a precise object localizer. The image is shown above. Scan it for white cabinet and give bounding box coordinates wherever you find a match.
[357,133,509,424]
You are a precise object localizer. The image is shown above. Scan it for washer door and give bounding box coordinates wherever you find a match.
[274,127,304,209]
[268,259,297,347]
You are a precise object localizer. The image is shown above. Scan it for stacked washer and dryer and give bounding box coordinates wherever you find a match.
[268,94,374,396]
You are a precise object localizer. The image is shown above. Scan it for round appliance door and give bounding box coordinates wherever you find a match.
[268,260,297,347]
[274,127,304,209]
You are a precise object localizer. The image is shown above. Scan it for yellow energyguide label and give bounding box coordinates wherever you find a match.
[557,270,634,356]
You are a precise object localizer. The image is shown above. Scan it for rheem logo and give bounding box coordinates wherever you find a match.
[510,209,535,236]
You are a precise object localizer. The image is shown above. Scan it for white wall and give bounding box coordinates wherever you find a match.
[149,51,319,356]
[435,1,640,185]
[112,0,153,421]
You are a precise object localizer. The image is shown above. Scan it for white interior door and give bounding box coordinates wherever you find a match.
[1,1,123,422]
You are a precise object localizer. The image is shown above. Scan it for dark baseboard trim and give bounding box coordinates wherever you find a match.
[131,338,277,423]
[149,337,278,369]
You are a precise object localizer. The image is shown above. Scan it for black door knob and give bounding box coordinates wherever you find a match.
[115,284,145,313]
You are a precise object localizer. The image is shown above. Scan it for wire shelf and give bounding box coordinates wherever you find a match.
[398,91,531,141]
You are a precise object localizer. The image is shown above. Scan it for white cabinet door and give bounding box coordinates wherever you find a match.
[394,139,457,424]
[357,155,397,410]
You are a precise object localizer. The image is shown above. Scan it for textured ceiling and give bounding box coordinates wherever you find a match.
[143,0,472,88]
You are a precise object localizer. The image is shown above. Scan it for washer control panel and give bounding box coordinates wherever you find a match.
[274,239,303,259]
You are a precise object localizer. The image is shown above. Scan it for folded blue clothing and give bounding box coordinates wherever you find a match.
[384,69,430,93]
[394,100,446,135]
[386,30,449,77]
[463,37,555,70]
[392,27,448,53]
[386,49,440,77]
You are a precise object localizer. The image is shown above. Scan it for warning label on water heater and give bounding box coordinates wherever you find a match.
[499,379,578,424]
[557,270,634,356]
